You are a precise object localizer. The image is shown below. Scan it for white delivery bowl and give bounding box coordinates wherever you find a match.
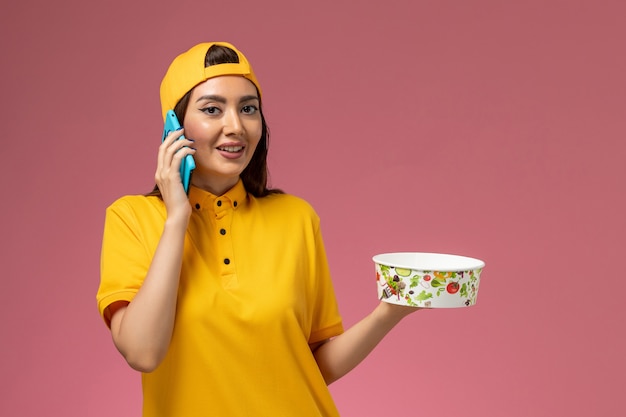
[373,252,485,308]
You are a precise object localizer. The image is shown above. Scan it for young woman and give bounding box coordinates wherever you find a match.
[97,41,418,417]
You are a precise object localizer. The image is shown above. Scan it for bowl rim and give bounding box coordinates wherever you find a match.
[372,252,485,271]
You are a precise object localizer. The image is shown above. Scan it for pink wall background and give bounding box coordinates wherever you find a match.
[1,0,624,415]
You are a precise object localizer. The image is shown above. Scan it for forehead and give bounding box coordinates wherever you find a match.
[190,75,259,100]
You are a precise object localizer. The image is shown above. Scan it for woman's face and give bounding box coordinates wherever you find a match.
[184,75,262,195]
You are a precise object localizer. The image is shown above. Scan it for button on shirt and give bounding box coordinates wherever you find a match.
[187,186,242,288]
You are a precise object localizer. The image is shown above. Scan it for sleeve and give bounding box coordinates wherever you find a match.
[307,213,344,343]
[96,197,161,326]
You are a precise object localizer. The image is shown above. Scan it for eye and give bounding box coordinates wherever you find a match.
[200,106,221,115]
[241,105,258,115]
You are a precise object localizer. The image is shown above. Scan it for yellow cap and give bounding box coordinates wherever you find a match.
[159,42,262,120]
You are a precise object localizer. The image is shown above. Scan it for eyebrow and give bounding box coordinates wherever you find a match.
[195,94,259,104]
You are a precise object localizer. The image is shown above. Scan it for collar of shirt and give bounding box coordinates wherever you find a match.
[187,179,247,214]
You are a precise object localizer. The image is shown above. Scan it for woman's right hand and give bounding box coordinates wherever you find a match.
[155,128,196,220]
[110,128,196,372]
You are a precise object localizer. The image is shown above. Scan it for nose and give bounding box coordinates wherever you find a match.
[223,108,244,136]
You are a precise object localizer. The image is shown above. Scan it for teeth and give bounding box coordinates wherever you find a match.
[219,146,243,152]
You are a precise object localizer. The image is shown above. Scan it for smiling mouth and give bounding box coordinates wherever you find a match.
[217,146,244,153]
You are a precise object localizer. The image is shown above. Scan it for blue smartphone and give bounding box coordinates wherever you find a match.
[162,110,195,194]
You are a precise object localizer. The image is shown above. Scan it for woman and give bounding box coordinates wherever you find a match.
[97,41,417,417]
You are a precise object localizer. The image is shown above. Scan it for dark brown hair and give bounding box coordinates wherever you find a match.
[148,44,282,198]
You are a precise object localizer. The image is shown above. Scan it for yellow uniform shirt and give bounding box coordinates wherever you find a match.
[97,180,344,417]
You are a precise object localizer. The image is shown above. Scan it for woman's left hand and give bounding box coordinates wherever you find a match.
[376,300,422,322]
